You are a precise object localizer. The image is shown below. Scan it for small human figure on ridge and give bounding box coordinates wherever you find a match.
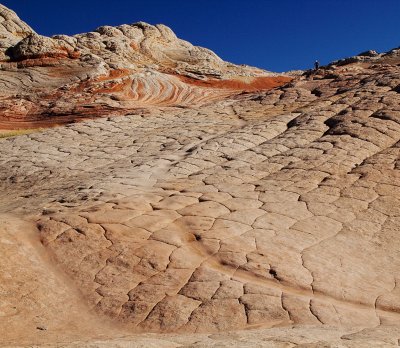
[314,60,320,71]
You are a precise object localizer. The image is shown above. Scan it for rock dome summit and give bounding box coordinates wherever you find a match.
[0,4,289,129]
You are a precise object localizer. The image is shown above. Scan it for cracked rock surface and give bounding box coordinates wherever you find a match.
[1,3,400,348]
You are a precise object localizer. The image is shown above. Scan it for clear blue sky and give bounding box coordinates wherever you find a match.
[3,0,399,72]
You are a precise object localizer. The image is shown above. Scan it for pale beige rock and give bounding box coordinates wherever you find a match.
[178,201,230,218]
[0,3,400,348]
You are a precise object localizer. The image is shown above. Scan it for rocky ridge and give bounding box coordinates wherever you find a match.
[0,4,400,348]
[0,4,290,130]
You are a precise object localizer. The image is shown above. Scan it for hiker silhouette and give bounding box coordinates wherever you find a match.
[314,60,320,70]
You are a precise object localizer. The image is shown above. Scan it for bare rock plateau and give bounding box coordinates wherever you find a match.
[1,4,400,347]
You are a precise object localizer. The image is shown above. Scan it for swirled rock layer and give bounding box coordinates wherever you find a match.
[0,4,290,129]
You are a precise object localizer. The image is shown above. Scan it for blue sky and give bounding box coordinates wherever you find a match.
[3,0,400,72]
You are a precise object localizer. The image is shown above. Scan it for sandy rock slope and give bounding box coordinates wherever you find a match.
[1,3,400,347]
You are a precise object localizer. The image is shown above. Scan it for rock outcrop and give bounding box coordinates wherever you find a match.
[0,4,400,348]
[8,33,80,60]
[0,4,290,129]
[328,46,400,67]
[0,5,35,60]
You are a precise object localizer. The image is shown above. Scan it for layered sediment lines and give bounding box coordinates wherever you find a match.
[0,3,289,129]
[0,68,290,129]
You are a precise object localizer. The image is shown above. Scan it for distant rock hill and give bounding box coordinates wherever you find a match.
[0,4,291,129]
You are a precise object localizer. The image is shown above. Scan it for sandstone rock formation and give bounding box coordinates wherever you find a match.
[0,3,290,130]
[0,5,34,60]
[1,4,400,347]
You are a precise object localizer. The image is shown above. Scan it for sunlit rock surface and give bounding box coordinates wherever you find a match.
[0,4,289,130]
[1,3,400,347]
